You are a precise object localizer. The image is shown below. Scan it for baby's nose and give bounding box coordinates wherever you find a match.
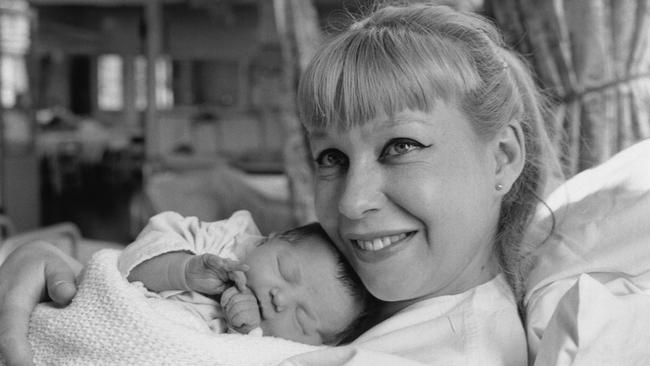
[270,287,290,312]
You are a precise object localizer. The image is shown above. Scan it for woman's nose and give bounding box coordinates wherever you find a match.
[338,164,383,220]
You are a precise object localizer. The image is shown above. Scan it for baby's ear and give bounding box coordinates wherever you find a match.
[492,120,525,194]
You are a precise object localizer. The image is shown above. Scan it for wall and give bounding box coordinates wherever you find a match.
[165,4,258,60]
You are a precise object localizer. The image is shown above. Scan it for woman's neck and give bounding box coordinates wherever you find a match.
[376,260,501,322]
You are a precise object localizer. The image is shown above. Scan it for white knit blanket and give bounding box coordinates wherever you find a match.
[9,249,321,366]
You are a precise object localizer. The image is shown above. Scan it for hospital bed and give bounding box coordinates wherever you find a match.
[1,155,292,267]
[132,155,295,237]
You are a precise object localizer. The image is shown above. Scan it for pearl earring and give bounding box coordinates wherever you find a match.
[495,183,504,191]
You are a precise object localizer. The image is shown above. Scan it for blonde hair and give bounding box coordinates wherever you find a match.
[298,3,560,301]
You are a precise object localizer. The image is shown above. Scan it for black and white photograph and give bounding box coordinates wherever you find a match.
[0,0,649,365]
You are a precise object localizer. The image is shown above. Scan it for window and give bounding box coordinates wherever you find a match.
[135,55,173,110]
[0,55,27,108]
[97,54,123,111]
[0,7,30,108]
[97,54,173,111]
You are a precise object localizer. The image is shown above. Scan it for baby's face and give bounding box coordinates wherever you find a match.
[243,235,360,345]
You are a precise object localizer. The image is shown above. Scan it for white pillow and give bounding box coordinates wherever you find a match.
[533,274,650,366]
[523,139,650,363]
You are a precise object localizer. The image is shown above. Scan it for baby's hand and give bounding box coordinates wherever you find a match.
[221,286,261,334]
[184,254,249,295]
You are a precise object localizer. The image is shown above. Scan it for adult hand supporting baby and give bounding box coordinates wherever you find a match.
[0,241,82,366]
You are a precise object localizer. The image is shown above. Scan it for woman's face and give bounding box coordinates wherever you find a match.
[308,103,502,302]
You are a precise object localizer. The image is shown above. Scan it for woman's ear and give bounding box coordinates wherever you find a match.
[493,121,525,194]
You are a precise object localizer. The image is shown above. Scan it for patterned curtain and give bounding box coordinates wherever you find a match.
[255,0,320,225]
[486,0,650,177]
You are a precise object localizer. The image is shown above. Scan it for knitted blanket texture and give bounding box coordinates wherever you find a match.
[1,249,320,366]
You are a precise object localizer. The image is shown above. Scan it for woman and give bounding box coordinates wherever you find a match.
[0,4,559,365]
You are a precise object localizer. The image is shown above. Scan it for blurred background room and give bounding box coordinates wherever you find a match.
[0,0,648,262]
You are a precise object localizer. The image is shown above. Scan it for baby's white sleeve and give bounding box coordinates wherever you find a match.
[118,211,226,277]
[117,210,263,278]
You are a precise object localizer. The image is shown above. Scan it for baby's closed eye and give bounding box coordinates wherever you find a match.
[277,255,301,283]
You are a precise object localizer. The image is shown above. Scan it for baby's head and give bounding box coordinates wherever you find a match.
[244,222,371,345]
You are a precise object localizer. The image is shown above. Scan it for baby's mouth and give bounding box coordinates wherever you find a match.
[351,231,416,251]
[256,299,265,320]
[256,296,272,320]
[246,287,266,320]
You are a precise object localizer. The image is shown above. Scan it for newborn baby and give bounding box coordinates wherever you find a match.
[119,210,371,346]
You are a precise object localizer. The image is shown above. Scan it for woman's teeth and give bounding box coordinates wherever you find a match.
[354,233,408,251]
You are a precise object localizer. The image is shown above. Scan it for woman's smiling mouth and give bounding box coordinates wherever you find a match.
[351,231,416,252]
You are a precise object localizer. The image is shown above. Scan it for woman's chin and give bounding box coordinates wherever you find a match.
[365,278,420,302]
[355,250,431,302]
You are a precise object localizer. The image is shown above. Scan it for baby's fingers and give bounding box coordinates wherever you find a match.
[203,255,249,273]
[220,286,240,308]
[227,302,261,333]
[229,270,247,292]
[220,258,249,273]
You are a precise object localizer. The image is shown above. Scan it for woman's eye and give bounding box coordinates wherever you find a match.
[380,138,428,159]
[314,149,348,169]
